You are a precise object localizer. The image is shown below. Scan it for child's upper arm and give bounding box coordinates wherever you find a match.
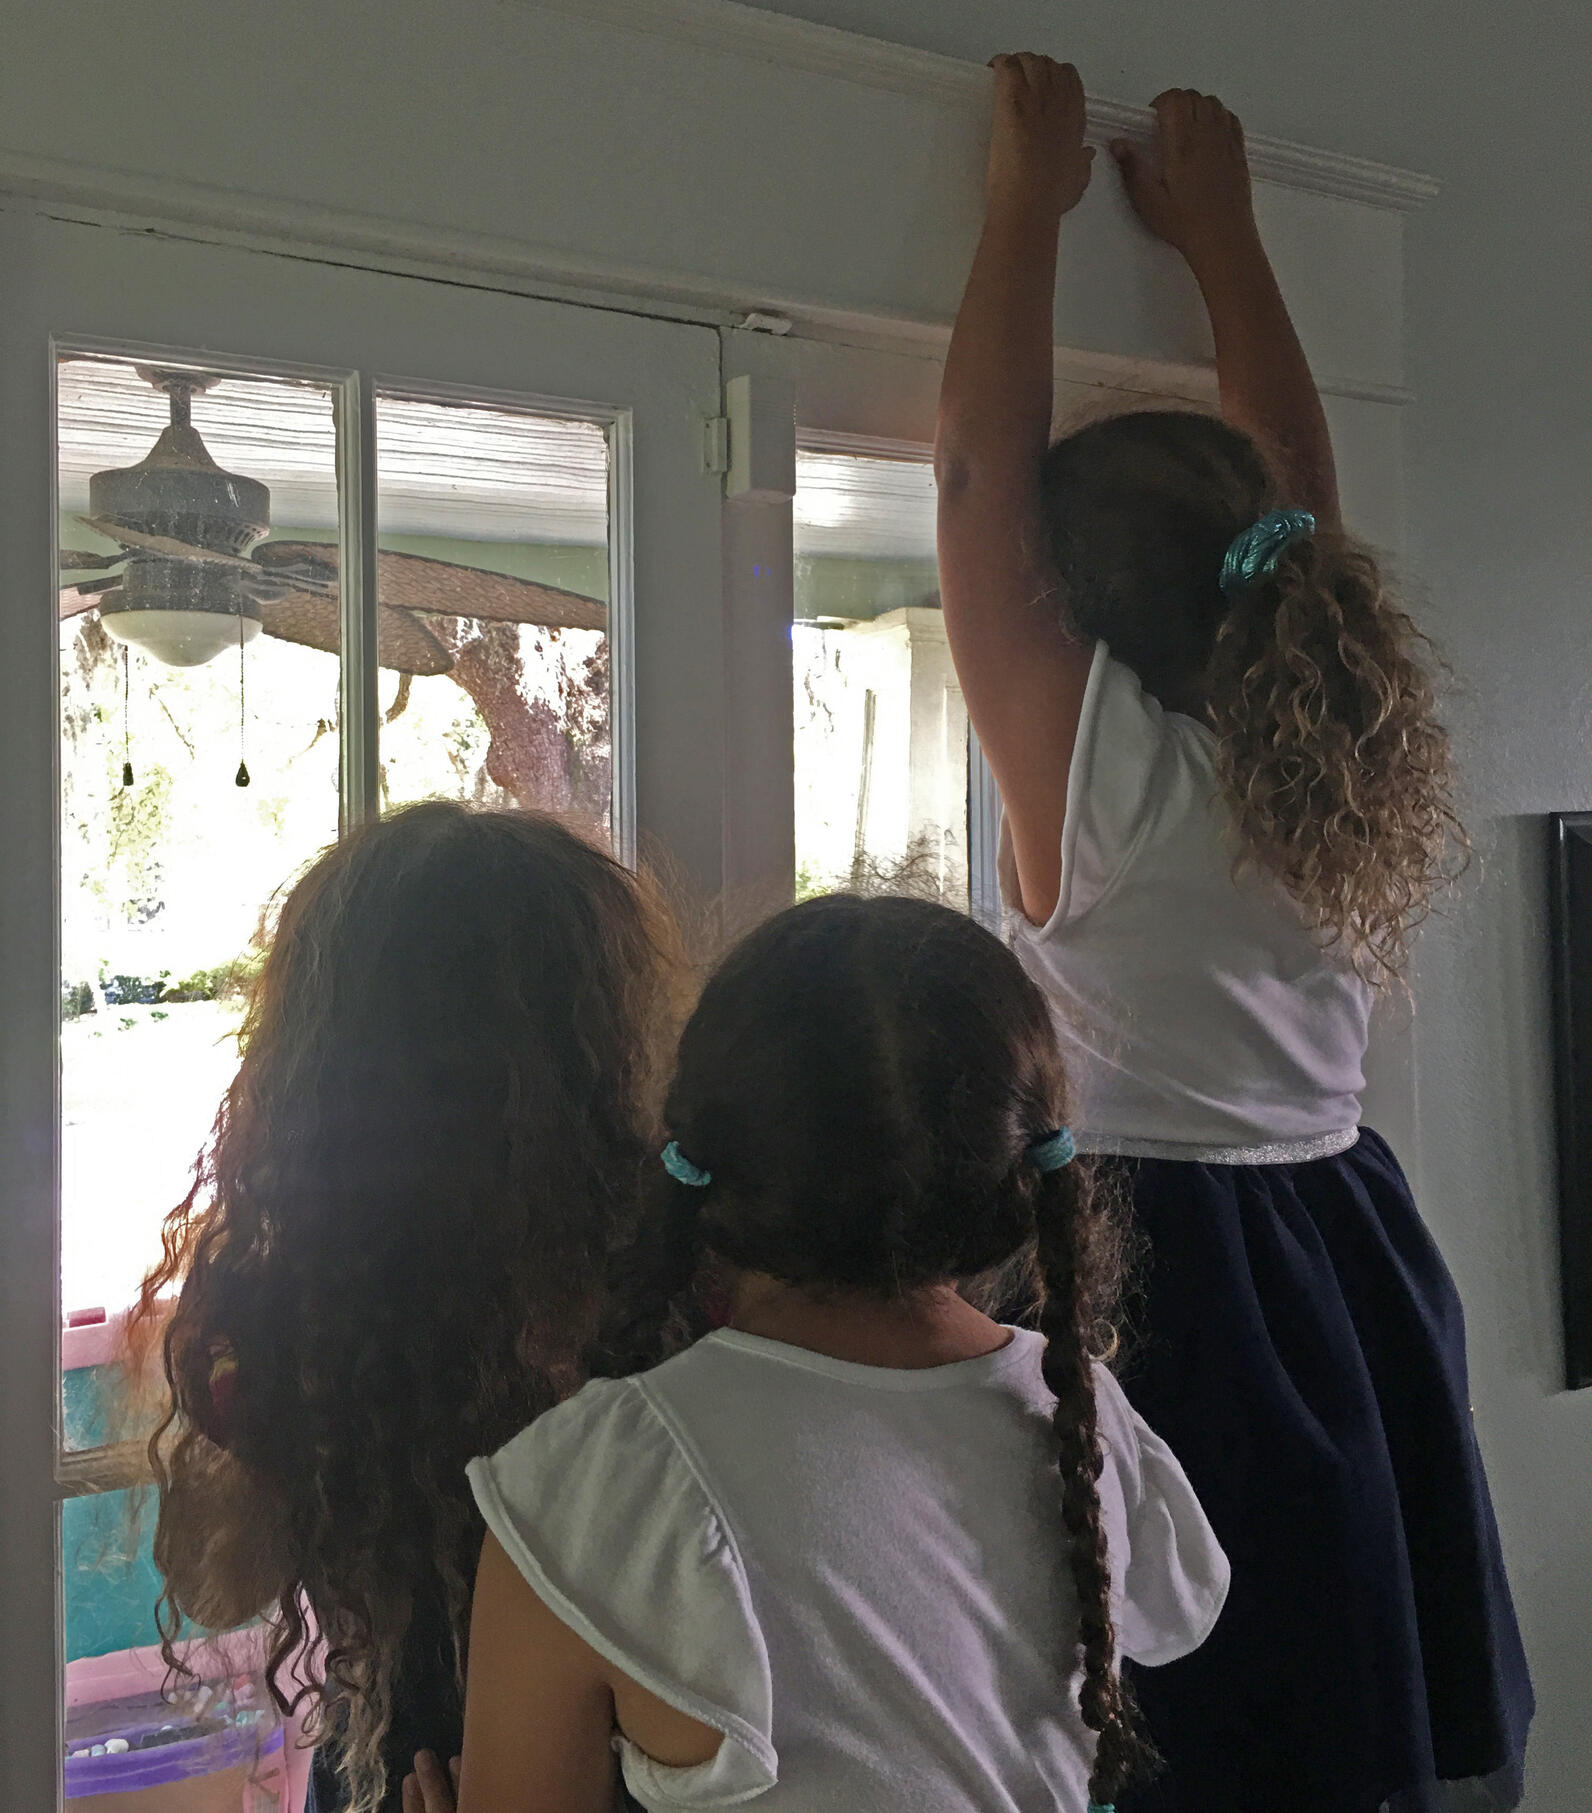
[454,1531,620,1813]
[936,467,1094,926]
[462,1379,778,1807]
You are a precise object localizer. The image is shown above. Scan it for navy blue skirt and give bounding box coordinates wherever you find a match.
[1112,1129,1533,1813]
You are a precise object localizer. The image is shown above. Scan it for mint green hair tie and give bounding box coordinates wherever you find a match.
[1219,508,1315,596]
[661,1139,712,1188]
[1028,1127,1077,1172]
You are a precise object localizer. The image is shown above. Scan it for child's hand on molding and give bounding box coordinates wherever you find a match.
[984,53,1095,222]
[1111,90,1259,275]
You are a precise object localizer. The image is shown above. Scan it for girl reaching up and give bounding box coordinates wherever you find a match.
[407,894,1228,1813]
[934,54,1532,1810]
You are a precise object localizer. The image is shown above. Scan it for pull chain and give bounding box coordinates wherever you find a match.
[235,613,251,788]
[121,645,134,789]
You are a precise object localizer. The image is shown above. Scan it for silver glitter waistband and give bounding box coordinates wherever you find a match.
[1077,1126,1361,1166]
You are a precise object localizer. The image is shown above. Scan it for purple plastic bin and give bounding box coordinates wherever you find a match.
[64,1698,282,1800]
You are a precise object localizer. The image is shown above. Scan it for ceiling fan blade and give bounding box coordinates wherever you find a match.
[59,547,128,572]
[380,549,607,631]
[259,590,454,677]
[69,575,127,598]
[60,583,121,621]
[259,541,606,631]
[374,606,453,676]
[250,540,339,594]
[75,516,260,570]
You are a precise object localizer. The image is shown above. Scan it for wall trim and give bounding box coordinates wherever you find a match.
[0,157,751,325]
[531,0,1439,211]
[1,174,1412,410]
[774,312,1412,407]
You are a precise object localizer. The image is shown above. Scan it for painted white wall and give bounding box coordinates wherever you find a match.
[725,9,1592,1805]
[0,0,1414,398]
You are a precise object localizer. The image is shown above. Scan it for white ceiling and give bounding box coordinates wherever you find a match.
[792,450,937,561]
[57,357,938,560]
[57,358,611,545]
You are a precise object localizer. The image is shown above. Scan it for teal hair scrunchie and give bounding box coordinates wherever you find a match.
[1087,1803,1116,1813]
[1028,1127,1077,1172]
[1219,507,1316,596]
[661,1139,712,1189]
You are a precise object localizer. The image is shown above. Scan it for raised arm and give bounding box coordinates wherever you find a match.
[936,54,1097,929]
[1111,91,1342,526]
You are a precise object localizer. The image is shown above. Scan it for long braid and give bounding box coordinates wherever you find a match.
[1033,1163,1156,1805]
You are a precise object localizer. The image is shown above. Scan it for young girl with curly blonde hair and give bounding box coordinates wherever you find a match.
[935,54,1533,1811]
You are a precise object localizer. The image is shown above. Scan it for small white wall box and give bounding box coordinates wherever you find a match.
[725,373,796,502]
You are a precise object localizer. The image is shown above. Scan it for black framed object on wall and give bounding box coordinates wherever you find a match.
[1550,813,1592,1389]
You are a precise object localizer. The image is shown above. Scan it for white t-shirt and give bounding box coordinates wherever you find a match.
[1001,641,1374,1158]
[467,1326,1229,1812]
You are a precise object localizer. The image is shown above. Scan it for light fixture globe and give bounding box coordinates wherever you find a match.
[102,601,263,667]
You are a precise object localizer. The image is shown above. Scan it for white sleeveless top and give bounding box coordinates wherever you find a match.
[1000,642,1373,1162]
[468,1327,1228,1812]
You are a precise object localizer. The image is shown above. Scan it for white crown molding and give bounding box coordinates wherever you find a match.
[0,152,749,325]
[756,309,1413,407]
[2,149,1416,412]
[1,162,1411,409]
[530,0,1439,212]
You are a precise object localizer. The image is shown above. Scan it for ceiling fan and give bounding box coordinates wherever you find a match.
[58,366,606,672]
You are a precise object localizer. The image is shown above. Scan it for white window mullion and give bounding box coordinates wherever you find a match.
[968,727,1003,932]
[336,372,381,831]
[606,408,639,870]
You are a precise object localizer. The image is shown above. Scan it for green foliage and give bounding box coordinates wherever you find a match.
[101,970,170,1007]
[61,980,97,1021]
[162,952,263,1002]
[795,860,828,903]
[106,766,175,925]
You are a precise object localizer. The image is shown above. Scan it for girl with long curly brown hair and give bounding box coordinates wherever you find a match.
[401,893,1228,1813]
[935,55,1531,1812]
[129,801,681,1813]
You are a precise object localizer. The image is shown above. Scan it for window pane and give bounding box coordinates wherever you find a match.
[58,355,341,1360]
[373,395,612,837]
[793,450,966,907]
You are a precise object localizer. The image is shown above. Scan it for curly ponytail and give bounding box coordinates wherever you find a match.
[1041,408,1465,984]
[1207,528,1464,982]
[1033,1163,1157,1805]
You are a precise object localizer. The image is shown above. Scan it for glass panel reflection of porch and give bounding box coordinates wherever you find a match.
[793,449,966,908]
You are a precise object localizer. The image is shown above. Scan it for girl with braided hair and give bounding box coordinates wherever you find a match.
[936,52,1532,1811]
[403,892,1226,1813]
